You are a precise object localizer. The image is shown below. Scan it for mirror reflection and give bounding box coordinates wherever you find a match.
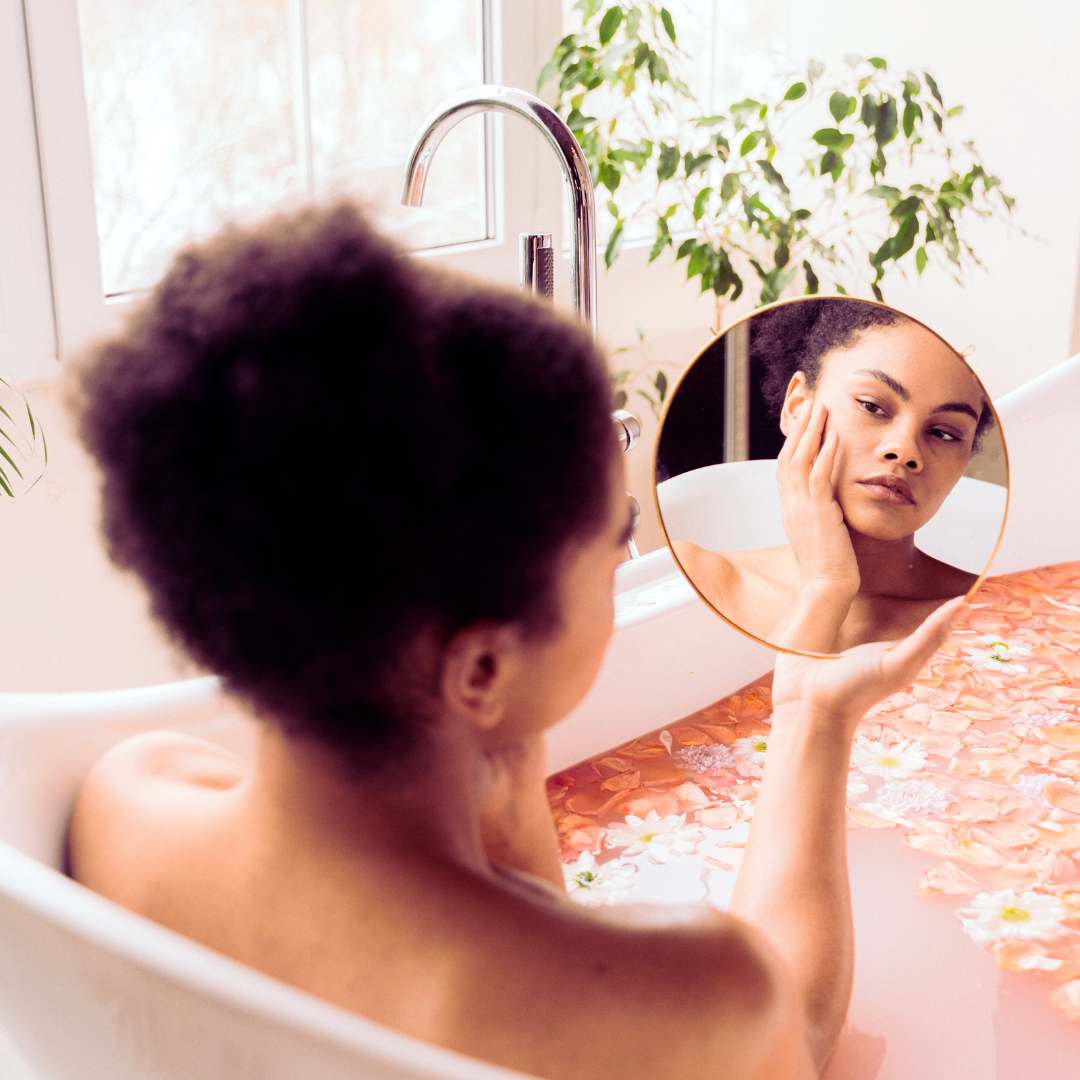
[655,297,1008,656]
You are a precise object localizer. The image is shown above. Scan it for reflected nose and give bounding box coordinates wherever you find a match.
[880,427,921,471]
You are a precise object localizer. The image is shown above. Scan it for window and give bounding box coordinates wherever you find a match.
[77,0,495,296]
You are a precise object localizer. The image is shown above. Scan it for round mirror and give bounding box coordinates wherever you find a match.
[654,296,1008,656]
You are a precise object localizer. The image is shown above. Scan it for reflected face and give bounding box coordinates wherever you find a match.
[782,321,984,540]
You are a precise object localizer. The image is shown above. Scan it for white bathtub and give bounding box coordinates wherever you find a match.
[0,355,1077,1079]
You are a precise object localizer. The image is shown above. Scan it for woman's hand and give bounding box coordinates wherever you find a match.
[770,595,966,734]
[776,400,859,598]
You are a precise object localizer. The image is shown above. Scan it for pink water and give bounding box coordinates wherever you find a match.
[549,562,1080,1078]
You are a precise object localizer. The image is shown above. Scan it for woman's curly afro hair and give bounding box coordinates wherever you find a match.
[79,204,617,768]
[753,297,993,450]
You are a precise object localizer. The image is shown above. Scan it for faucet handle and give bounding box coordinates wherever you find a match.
[520,234,554,301]
[612,410,641,453]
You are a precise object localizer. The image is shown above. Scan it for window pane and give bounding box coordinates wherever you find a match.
[307,0,487,249]
[77,0,487,296]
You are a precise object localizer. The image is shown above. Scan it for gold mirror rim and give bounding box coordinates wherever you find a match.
[651,294,1012,659]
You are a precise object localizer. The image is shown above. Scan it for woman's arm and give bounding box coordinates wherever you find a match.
[729,598,965,1068]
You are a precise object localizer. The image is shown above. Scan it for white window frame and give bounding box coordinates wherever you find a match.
[15,0,564,360]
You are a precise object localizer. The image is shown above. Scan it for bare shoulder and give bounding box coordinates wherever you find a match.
[670,541,746,609]
[68,732,246,902]
[456,893,814,1080]
[917,550,979,598]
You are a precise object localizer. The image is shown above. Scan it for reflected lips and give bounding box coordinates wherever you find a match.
[857,474,916,506]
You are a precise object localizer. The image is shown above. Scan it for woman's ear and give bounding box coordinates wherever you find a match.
[440,624,523,734]
[779,371,812,436]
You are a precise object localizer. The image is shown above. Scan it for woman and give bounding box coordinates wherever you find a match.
[673,300,991,654]
[68,207,962,1080]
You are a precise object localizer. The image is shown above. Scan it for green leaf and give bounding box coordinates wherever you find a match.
[916,247,928,275]
[835,283,848,295]
[829,91,856,122]
[820,149,842,180]
[757,158,790,195]
[0,468,13,497]
[902,100,923,139]
[807,58,825,80]
[803,260,819,295]
[890,195,921,219]
[687,242,709,278]
[774,240,790,268]
[625,6,640,38]
[812,128,854,151]
[867,184,901,202]
[598,6,623,45]
[871,282,884,301]
[875,96,898,148]
[924,72,943,106]
[537,56,562,92]
[720,172,739,202]
[868,57,887,69]
[675,238,696,260]
[947,105,964,117]
[660,7,676,43]
[860,94,879,129]
[655,370,668,399]
[783,81,807,101]
[598,160,622,192]
[613,389,628,410]
[657,142,680,180]
[693,187,713,221]
[652,142,678,180]
[0,443,23,480]
[730,98,762,115]
[604,219,625,268]
[684,151,712,178]
[649,232,671,263]
[694,115,726,126]
[740,131,761,156]
[606,198,619,218]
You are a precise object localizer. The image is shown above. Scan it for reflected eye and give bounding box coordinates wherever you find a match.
[928,426,964,443]
[857,399,887,417]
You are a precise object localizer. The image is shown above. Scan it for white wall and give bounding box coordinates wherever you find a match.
[788,0,1080,401]
[1,0,1078,687]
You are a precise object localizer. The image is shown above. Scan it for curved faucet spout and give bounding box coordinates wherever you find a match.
[400,85,597,338]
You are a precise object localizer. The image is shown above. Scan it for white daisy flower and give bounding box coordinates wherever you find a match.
[851,736,928,779]
[962,636,1032,674]
[673,743,735,776]
[1013,772,1057,801]
[871,779,952,818]
[958,889,1067,944]
[562,850,637,907]
[1017,711,1077,729]
[605,810,704,864]
[732,735,770,764]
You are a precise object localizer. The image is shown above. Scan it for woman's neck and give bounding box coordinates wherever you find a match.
[244,723,495,877]
[241,721,564,888]
[848,529,928,599]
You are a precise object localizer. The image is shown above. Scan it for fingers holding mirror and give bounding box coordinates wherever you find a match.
[655,296,1008,657]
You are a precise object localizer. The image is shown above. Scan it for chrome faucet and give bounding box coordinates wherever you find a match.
[400,84,596,337]
[401,86,641,557]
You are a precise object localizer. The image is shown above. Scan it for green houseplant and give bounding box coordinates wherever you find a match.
[540,1,1015,314]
